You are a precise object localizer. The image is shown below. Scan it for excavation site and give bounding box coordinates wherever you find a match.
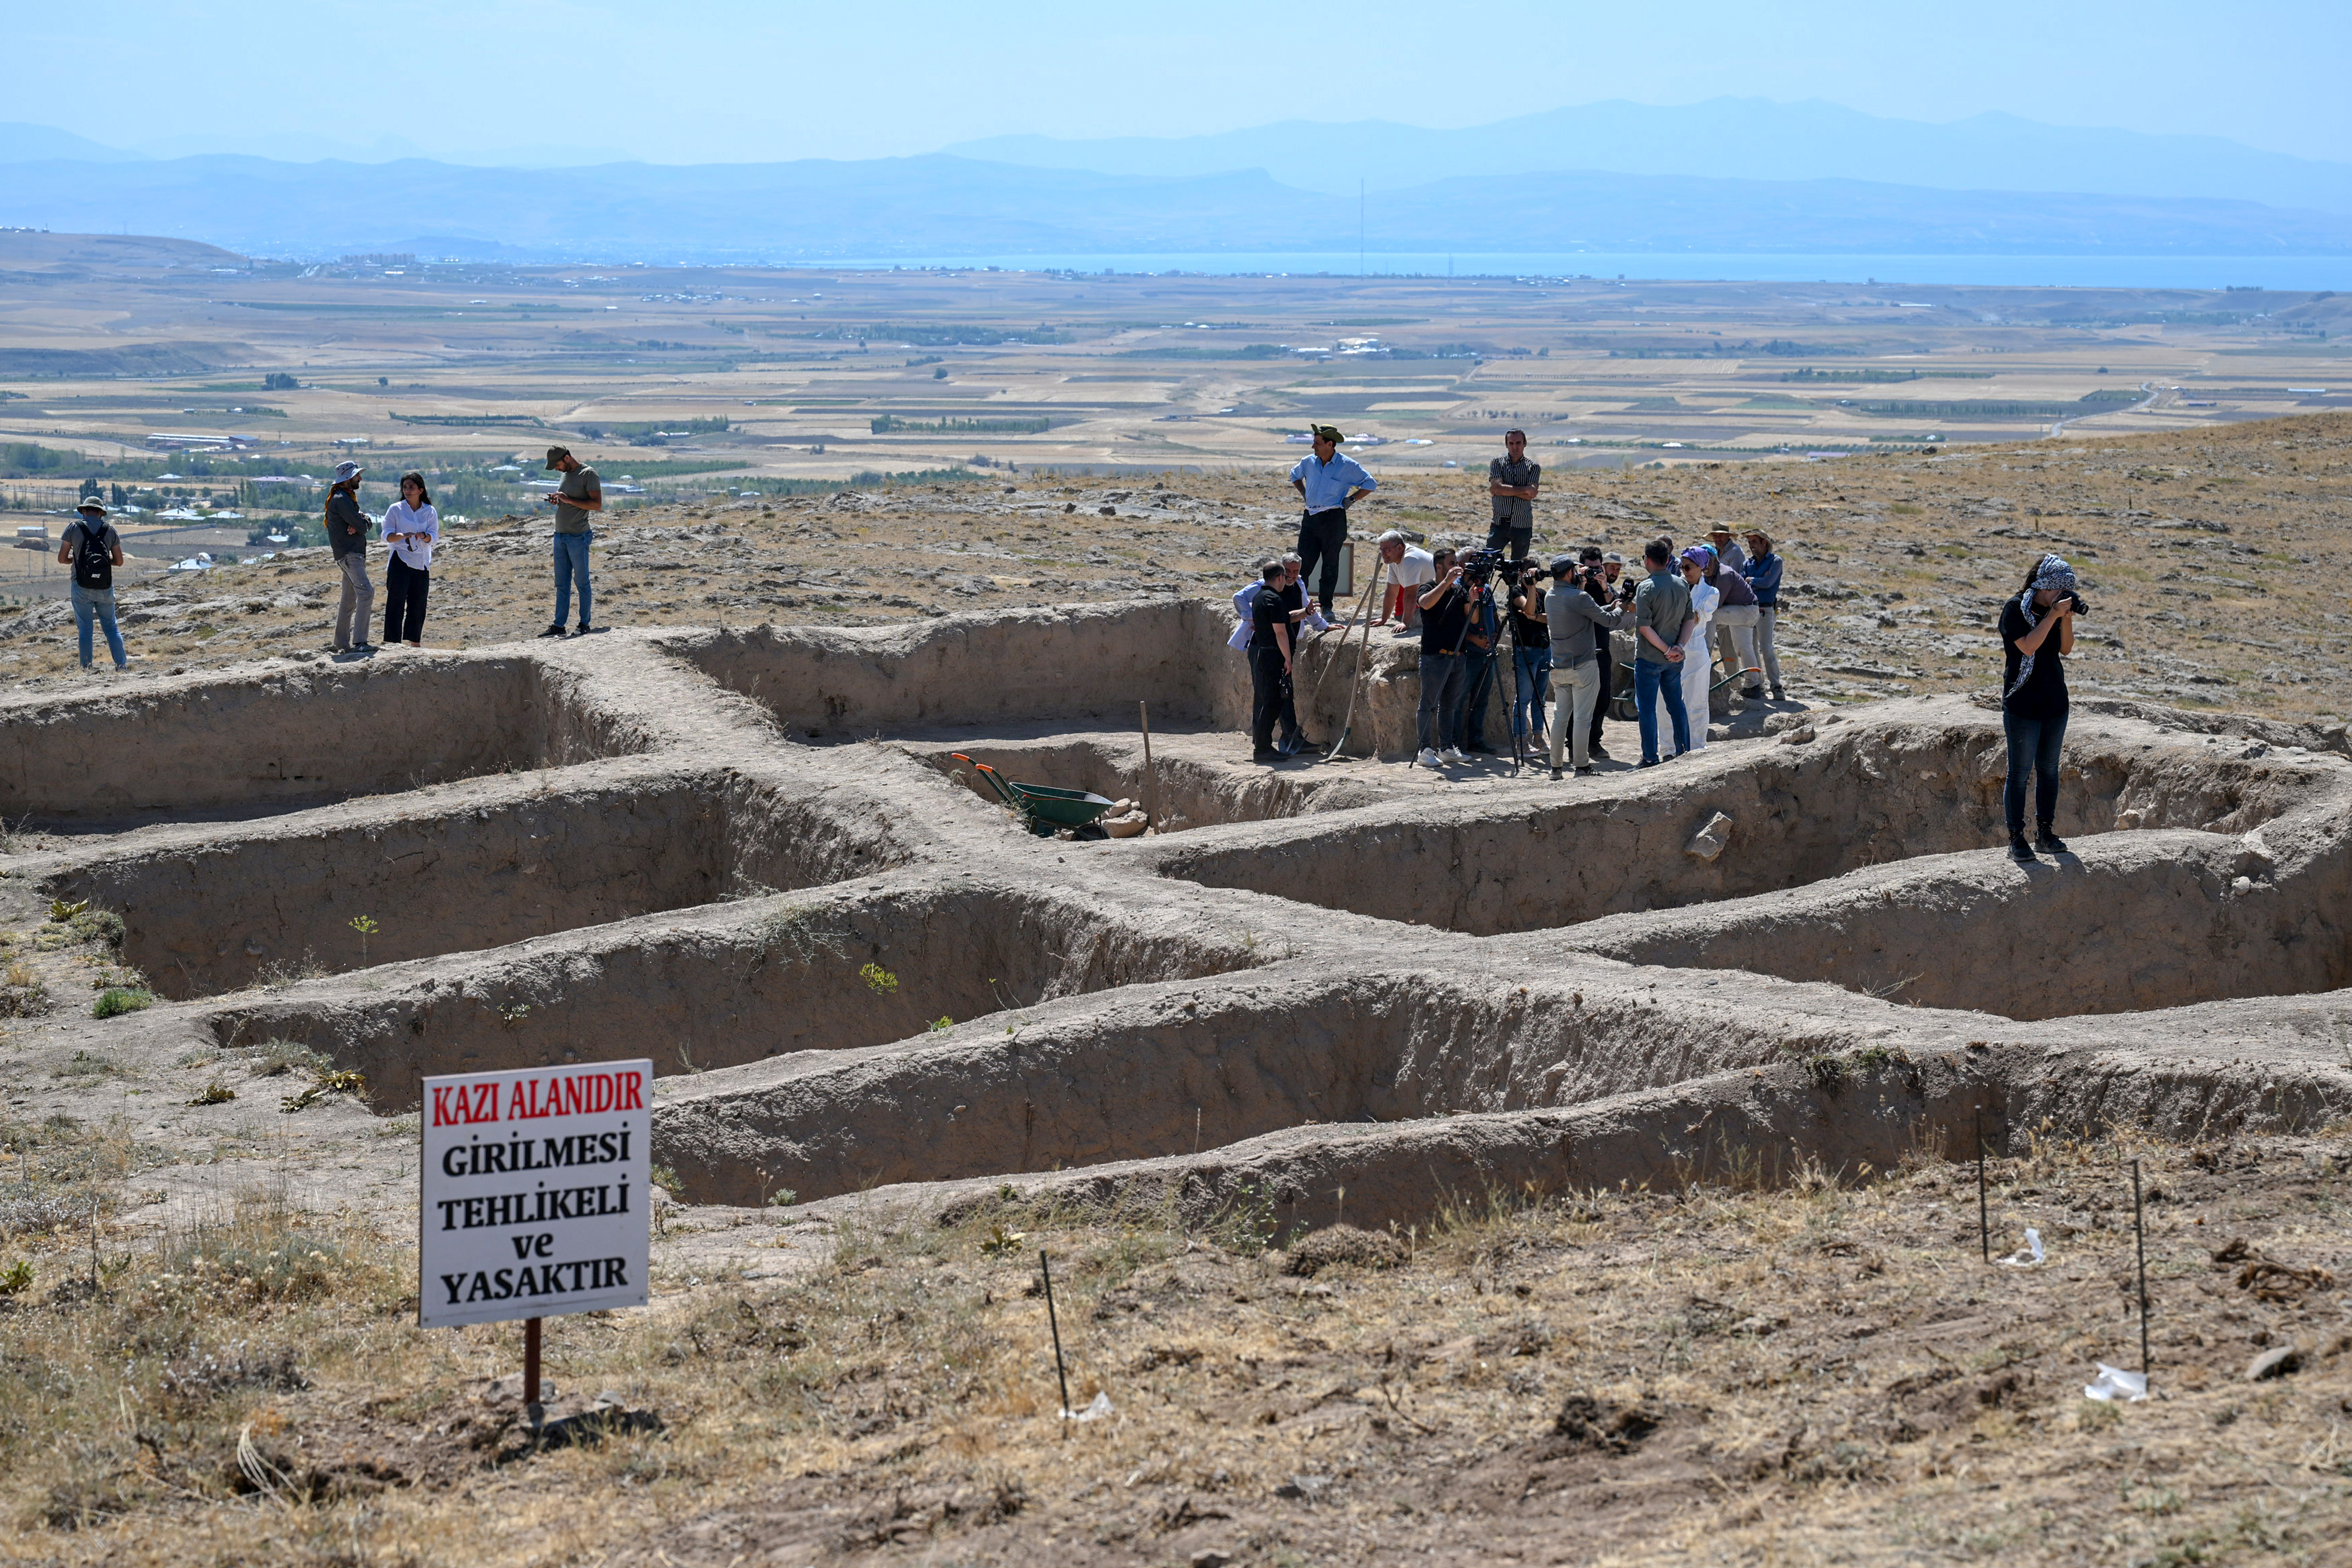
[9,574,2352,1566]
[20,599,2351,1214]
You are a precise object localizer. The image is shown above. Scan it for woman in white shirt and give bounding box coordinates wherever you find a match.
[381,471,440,648]
[1676,545,1721,754]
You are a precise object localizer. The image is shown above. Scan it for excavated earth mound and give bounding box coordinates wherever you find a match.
[10,597,2351,1236]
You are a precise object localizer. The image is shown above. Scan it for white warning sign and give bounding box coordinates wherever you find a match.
[418,1059,652,1329]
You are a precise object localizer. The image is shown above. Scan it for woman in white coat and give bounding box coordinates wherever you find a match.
[1676,545,1721,754]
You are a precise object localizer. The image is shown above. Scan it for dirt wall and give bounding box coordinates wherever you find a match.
[0,655,624,823]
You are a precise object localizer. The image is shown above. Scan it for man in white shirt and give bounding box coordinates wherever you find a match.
[1373,530,1434,636]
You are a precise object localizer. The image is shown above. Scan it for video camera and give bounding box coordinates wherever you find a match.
[1455,548,1512,589]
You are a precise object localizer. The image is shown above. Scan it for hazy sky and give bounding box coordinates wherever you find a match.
[21,0,2351,164]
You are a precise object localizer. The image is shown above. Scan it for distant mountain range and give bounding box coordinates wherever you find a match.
[3,100,2351,263]
[952,99,2352,214]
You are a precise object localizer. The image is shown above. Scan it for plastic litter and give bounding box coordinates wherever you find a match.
[1998,1227,2045,1268]
[2083,1364,2147,1402]
[1061,1390,1114,1422]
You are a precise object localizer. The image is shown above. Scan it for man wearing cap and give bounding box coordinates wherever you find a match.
[1543,553,1626,777]
[1288,426,1375,620]
[1740,530,1786,700]
[1487,429,1540,561]
[1705,524,1745,575]
[540,446,601,637]
[326,459,374,653]
[59,496,127,672]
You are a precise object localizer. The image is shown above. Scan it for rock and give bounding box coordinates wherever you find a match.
[1191,1552,1234,1568]
[1778,725,1817,745]
[2247,1345,2304,1382]
[1685,811,1734,861]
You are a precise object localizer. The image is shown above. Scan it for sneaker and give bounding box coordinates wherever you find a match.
[573,624,593,636]
[2008,833,2037,863]
[1636,758,1660,769]
[1770,686,1787,700]
[1416,747,1442,767]
[1252,748,1283,765]
[1589,745,1611,761]
[539,624,566,638]
[1549,767,1563,781]
[1575,765,1597,776]
[2036,826,2070,854]
[1440,747,1471,764]
[352,641,373,652]
[1741,686,1765,699]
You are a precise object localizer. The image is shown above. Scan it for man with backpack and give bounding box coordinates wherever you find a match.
[59,496,128,671]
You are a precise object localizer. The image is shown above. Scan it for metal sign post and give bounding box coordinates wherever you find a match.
[419,1059,654,1408]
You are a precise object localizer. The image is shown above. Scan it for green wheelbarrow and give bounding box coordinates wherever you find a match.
[952,753,1118,839]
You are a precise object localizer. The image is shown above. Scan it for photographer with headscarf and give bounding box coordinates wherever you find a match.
[1999,554,2081,863]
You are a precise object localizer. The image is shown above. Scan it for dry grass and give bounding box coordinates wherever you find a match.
[5,413,2351,737]
[0,1126,2343,1565]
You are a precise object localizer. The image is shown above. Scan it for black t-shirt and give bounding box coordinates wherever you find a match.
[1998,597,2069,718]
[1509,586,1550,648]
[1420,581,1469,654]
[1279,579,1305,627]
[1250,585,1287,651]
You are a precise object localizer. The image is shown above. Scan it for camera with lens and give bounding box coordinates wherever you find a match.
[2067,592,2092,616]
[1456,547,1509,588]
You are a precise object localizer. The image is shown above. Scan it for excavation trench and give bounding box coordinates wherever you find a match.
[59,770,895,998]
[650,966,1835,1206]
[1155,714,2327,936]
[211,878,1268,1106]
[917,730,1389,833]
[1563,827,2352,1020]
[0,654,631,829]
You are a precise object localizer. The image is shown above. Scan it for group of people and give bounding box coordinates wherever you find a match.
[50,444,604,669]
[1249,426,1788,773]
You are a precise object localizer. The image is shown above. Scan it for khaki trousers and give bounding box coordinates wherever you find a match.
[1713,603,1761,691]
[1549,657,1602,770]
[333,552,374,648]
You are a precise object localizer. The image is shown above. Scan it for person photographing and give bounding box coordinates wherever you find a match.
[1543,553,1627,777]
[1246,561,1301,763]
[2000,553,2080,863]
[1414,548,1469,766]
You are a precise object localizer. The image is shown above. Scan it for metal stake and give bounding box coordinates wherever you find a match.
[524,1316,542,1407]
[1040,1250,1072,1419]
[1138,701,1161,831]
[2132,1159,2151,1379]
[1977,1105,1990,1264]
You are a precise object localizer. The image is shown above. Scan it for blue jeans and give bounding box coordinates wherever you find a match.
[1632,656,1690,764]
[71,583,125,669]
[2003,708,2069,834]
[1512,644,1552,740]
[553,529,593,627]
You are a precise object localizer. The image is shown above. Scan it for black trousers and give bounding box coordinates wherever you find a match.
[1297,508,1348,615]
[385,555,430,644]
[1484,521,1533,560]
[1249,645,1298,753]
[1590,644,1615,749]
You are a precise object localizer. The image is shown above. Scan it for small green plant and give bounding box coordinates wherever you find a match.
[189,1081,236,1106]
[766,1187,798,1207]
[650,1164,683,1200]
[348,914,379,965]
[979,1220,1027,1257]
[859,962,899,997]
[92,987,153,1019]
[47,898,87,923]
[0,1259,31,1295]
[929,1015,953,1033]
[498,1002,530,1027]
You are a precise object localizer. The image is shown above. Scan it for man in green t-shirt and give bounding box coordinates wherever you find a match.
[540,445,602,636]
